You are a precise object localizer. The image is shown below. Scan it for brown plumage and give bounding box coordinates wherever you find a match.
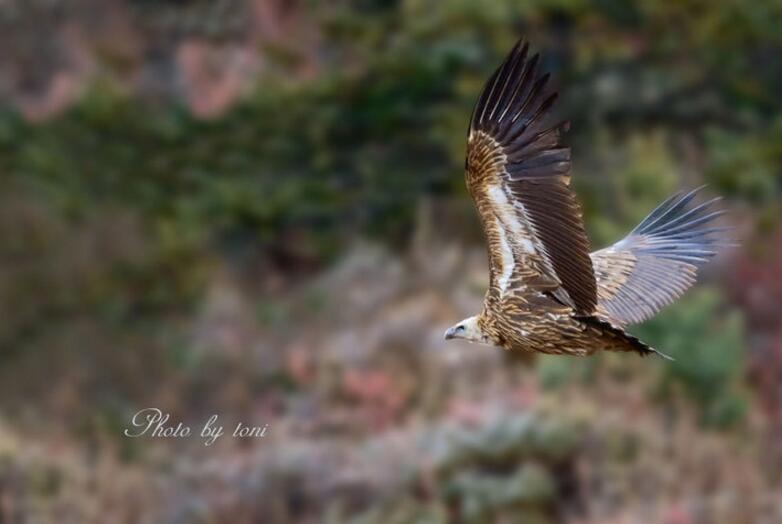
[444,40,727,359]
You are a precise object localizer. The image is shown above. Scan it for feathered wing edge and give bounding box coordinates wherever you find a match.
[592,187,729,326]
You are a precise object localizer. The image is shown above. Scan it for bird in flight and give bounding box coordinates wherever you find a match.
[443,40,727,359]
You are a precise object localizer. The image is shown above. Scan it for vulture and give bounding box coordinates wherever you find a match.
[443,40,728,359]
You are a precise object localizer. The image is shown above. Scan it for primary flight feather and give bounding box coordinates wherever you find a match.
[444,40,727,358]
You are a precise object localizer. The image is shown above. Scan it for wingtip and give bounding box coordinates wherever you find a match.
[634,186,729,239]
[514,39,529,57]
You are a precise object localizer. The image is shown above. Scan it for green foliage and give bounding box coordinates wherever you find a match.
[0,50,463,255]
[1,0,780,263]
[430,413,582,522]
[705,116,782,232]
[434,413,582,472]
[443,464,555,523]
[537,350,599,390]
[340,497,447,524]
[634,288,748,428]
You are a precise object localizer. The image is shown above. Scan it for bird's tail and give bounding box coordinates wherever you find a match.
[580,316,674,361]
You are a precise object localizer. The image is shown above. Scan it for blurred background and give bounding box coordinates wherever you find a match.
[0,0,781,522]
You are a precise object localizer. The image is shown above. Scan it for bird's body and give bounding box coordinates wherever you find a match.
[478,292,652,357]
[444,40,727,358]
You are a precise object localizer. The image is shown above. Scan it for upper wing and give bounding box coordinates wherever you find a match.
[592,188,727,326]
[466,40,597,314]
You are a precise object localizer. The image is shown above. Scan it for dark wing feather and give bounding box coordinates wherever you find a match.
[466,39,597,313]
[592,188,729,326]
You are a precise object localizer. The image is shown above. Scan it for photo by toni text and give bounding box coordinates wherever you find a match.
[124,408,269,447]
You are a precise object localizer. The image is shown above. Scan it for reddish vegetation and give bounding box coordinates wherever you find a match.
[1,0,321,120]
[728,231,782,466]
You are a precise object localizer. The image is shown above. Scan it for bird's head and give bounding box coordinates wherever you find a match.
[444,315,493,345]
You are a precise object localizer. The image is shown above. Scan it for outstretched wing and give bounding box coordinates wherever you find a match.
[592,188,727,326]
[466,40,596,314]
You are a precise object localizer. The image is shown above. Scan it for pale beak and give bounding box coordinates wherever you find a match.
[444,326,457,340]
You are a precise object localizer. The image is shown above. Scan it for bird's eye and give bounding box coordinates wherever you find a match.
[456,325,465,332]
